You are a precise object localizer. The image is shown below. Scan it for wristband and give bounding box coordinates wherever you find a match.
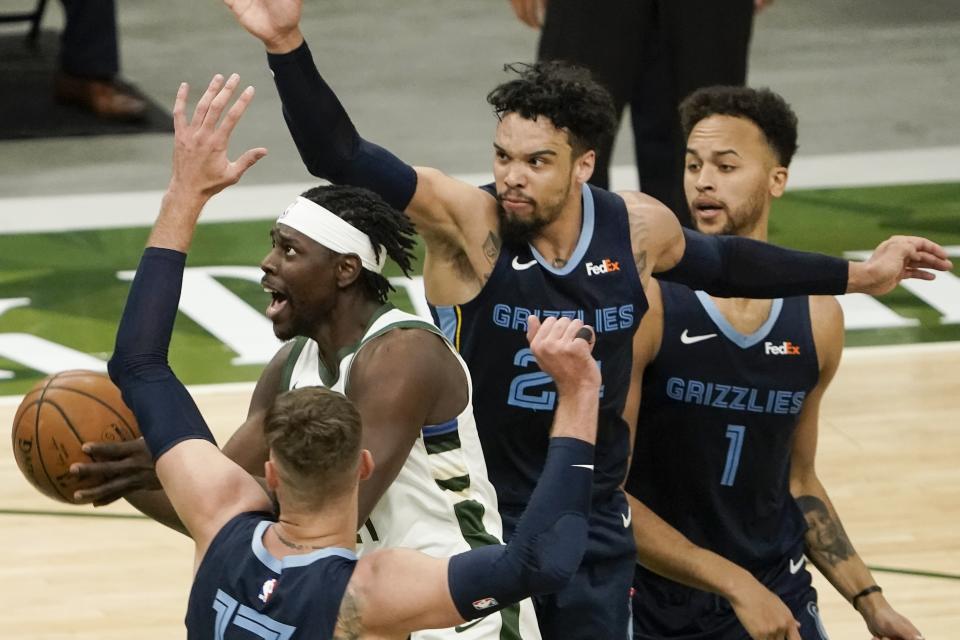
[851,584,882,610]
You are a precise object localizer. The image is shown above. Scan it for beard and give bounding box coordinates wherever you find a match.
[716,184,768,236]
[495,181,571,246]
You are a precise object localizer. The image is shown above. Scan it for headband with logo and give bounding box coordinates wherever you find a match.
[277,196,386,273]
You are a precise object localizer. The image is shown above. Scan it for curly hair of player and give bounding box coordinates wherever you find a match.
[486,61,619,157]
[679,86,800,167]
[300,185,417,303]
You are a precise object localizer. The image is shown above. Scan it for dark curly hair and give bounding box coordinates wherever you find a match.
[679,86,799,167]
[486,61,618,157]
[299,185,417,303]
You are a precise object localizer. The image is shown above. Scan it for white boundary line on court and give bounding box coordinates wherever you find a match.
[0,340,957,406]
[1,145,959,234]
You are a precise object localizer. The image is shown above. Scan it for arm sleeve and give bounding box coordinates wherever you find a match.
[656,228,849,298]
[107,247,216,460]
[446,437,593,620]
[266,41,418,211]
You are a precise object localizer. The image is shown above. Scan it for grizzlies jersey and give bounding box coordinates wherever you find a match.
[281,304,541,640]
[432,184,647,513]
[626,282,819,573]
[186,511,355,639]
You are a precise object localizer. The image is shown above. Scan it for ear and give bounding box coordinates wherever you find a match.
[264,458,280,492]
[358,449,375,482]
[769,166,789,198]
[336,254,365,289]
[573,149,596,186]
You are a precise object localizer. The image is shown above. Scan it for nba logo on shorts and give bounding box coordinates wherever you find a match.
[472,597,499,611]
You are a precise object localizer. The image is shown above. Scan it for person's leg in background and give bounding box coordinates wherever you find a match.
[55,0,146,120]
[537,0,642,190]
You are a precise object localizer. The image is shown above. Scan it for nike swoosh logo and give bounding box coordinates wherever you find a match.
[512,256,538,270]
[621,505,632,528]
[789,556,805,574]
[571,464,594,470]
[680,329,718,345]
[455,618,484,633]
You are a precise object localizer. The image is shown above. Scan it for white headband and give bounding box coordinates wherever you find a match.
[277,196,387,274]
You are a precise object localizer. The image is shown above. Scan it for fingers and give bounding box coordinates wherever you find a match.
[191,74,225,128]
[202,73,242,133]
[172,82,189,132]
[231,146,269,182]
[81,437,147,459]
[72,476,135,505]
[786,619,802,640]
[217,84,255,141]
[525,313,541,344]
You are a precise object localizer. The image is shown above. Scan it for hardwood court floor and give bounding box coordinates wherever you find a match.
[1,344,957,638]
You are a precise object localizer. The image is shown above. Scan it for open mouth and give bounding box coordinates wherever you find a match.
[263,285,289,321]
[694,200,725,218]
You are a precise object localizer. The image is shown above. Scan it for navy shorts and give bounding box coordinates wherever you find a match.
[631,542,829,640]
[505,490,636,640]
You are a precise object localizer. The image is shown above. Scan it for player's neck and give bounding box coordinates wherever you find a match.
[529,189,584,267]
[311,295,385,374]
[266,507,358,558]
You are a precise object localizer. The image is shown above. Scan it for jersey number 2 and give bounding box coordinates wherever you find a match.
[721,425,746,487]
[507,347,603,410]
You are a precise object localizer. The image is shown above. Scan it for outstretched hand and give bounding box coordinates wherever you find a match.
[169,74,267,201]
[849,235,952,296]
[70,438,160,506]
[223,0,303,52]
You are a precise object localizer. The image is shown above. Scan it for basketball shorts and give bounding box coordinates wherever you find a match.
[631,541,829,640]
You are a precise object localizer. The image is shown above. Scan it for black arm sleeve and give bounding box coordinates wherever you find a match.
[107,248,216,460]
[446,438,593,620]
[656,228,849,298]
[266,41,418,211]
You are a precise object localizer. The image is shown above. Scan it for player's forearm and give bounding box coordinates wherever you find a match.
[794,485,877,604]
[657,228,848,298]
[550,386,600,444]
[266,41,417,210]
[447,437,593,619]
[632,499,759,602]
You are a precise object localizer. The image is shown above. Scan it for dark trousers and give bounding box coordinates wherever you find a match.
[59,0,119,78]
[538,0,755,226]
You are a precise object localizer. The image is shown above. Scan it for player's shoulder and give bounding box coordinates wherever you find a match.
[807,294,843,330]
[351,323,457,389]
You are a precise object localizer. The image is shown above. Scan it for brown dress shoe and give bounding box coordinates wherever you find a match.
[55,72,148,121]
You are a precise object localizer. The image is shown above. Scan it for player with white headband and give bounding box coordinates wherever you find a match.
[78,179,542,638]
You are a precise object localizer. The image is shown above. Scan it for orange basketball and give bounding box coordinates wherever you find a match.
[11,370,140,504]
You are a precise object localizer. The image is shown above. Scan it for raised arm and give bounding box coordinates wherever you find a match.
[341,317,599,636]
[622,191,952,297]
[790,296,922,640]
[108,76,271,563]
[223,0,498,303]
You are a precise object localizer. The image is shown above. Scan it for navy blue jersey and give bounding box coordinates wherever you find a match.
[431,184,647,513]
[186,512,356,639]
[625,282,819,573]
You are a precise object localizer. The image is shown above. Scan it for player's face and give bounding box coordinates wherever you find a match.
[260,224,339,341]
[684,115,787,238]
[492,113,584,244]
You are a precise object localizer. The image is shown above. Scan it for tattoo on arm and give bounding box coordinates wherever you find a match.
[628,210,649,279]
[334,587,364,640]
[482,231,501,265]
[796,494,855,566]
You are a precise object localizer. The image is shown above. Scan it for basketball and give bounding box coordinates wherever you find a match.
[11,370,140,504]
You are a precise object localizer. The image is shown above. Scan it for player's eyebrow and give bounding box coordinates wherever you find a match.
[713,149,741,158]
[494,143,558,159]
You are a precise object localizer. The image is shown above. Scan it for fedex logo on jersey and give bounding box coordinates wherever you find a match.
[585,258,620,276]
[764,341,801,356]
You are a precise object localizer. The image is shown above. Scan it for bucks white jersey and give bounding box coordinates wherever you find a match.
[281,305,540,640]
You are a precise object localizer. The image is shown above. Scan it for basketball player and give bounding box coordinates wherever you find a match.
[75,77,540,637]
[623,86,923,640]
[223,1,951,636]
[109,75,597,639]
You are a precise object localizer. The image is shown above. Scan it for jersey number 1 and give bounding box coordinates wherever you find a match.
[721,425,746,487]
